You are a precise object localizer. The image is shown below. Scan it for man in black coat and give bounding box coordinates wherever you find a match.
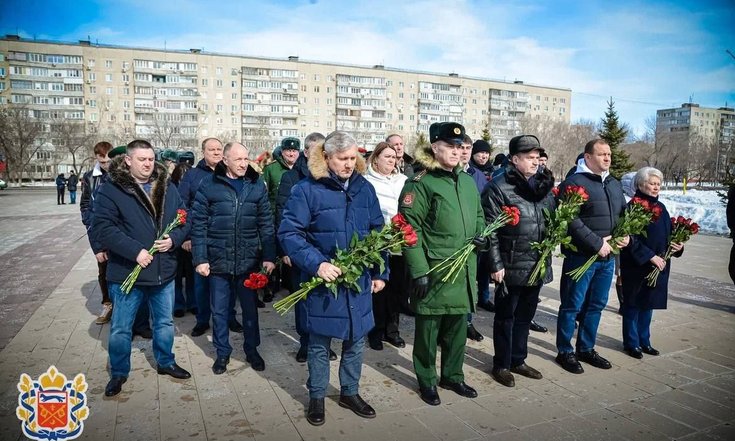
[555,139,629,374]
[191,142,276,374]
[482,135,555,387]
[92,140,191,397]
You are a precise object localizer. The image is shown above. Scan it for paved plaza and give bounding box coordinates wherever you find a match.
[0,187,733,441]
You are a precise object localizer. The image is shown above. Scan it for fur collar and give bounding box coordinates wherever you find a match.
[108,156,169,231]
[307,141,366,180]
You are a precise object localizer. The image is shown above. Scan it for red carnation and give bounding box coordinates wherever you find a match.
[502,205,521,226]
[391,213,409,230]
[403,228,418,247]
[244,271,269,290]
[177,209,187,225]
[651,205,662,221]
[552,186,560,197]
[690,223,700,234]
[677,216,685,224]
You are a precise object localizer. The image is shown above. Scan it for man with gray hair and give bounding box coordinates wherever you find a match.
[191,142,276,374]
[279,131,388,426]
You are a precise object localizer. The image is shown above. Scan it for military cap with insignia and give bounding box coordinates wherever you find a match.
[280,137,301,150]
[429,122,466,145]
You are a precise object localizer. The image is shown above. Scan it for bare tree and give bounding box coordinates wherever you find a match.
[0,104,48,184]
[49,118,97,174]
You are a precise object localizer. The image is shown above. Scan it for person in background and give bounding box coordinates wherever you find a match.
[469,139,496,315]
[729,183,735,286]
[171,162,196,318]
[620,167,683,359]
[67,170,79,204]
[56,173,67,205]
[365,141,409,351]
[387,134,415,178]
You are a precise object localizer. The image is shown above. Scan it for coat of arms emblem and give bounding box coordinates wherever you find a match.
[16,365,89,440]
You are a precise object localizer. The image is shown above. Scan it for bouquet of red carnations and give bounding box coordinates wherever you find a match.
[527,185,588,286]
[427,205,520,284]
[567,196,661,282]
[273,214,417,315]
[121,209,187,293]
[645,216,699,287]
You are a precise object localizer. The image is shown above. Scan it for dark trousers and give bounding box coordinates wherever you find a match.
[730,240,735,286]
[98,260,111,304]
[369,254,405,341]
[194,273,237,327]
[493,284,540,369]
[209,273,260,358]
[174,249,196,312]
[56,187,65,204]
[288,264,309,347]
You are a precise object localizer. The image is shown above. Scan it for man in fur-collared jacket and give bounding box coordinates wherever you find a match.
[92,139,191,397]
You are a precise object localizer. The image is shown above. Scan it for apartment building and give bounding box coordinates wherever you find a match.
[0,35,571,179]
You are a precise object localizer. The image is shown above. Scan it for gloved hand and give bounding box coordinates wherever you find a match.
[412,276,429,300]
[472,235,490,251]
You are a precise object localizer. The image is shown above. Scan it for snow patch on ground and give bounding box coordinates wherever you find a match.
[659,189,729,235]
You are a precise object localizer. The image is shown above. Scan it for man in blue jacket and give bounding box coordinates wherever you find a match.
[178,137,242,337]
[92,140,191,397]
[555,139,629,374]
[279,131,388,426]
[191,142,276,374]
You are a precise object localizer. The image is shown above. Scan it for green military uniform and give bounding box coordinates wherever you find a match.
[399,123,485,389]
[262,137,300,217]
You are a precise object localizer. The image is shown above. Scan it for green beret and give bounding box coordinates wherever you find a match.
[108,146,127,158]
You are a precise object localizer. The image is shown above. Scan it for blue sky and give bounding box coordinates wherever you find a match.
[2,0,733,136]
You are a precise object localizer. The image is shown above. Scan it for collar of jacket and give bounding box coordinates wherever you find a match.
[470,158,494,174]
[413,142,463,178]
[307,141,367,181]
[575,158,610,182]
[634,189,659,203]
[213,161,260,184]
[108,156,169,231]
[92,161,105,177]
[505,164,554,199]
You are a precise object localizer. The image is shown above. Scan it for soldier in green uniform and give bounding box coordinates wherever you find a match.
[399,122,487,406]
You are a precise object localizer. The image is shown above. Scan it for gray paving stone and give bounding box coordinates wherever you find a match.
[608,401,696,439]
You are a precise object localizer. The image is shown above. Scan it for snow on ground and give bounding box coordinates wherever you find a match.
[659,189,729,235]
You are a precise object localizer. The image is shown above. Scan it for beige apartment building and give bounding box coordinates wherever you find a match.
[0,35,571,178]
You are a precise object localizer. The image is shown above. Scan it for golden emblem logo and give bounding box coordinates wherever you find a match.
[453,127,461,135]
[16,366,89,441]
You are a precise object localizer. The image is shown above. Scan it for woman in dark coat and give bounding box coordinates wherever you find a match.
[620,167,683,359]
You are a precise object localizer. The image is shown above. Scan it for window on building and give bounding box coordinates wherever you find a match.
[105,60,112,68]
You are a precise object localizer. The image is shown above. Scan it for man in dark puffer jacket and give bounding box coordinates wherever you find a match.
[482,134,555,387]
[555,139,629,374]
[191,142,276,374]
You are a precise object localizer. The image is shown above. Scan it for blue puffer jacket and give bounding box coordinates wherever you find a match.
[278,142,387,341]
[91,159,189,286]
[558,163,627,258]
[191,162,276,276]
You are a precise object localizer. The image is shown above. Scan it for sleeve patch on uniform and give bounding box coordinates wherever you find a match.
[402,192,414,206]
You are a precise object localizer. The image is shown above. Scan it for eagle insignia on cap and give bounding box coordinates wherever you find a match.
[453,128,461,135]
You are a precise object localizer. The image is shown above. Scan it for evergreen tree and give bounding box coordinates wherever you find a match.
[481,128,492,142]
[599,98,634,179]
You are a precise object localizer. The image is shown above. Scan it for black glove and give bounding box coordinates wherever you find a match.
[412,276,429,300]
[472,235,490,251]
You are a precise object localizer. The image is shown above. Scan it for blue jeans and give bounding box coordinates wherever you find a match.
[109,282,175,377]
[209,274,260,358]
[307,333,364,399]
[69,190,77,204]
[194,272,236,327]
[556,255,615,354]
[621,303,653,349]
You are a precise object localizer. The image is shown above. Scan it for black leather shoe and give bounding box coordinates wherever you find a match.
[384,335,406,348]
[173,309,185,318]
[246,351,265,371]
[338,394,376,418]
[529,321,548,333]
[329,349,338,361]
[467,323,484,341]
[419,386,441,406]
[491,368,516,387]
[625,347,643,359]
[438,379,478,398]
[229,320,243,333]
[556,353,584,374]
[368,337,383,351]
[212,356,229,375]
[191,323,210,337]
[262,287,274,303]
[641,346,660,356]
[307,398,325,426]
[477,300,496,312]
[256,299,265,308]
[157,363,191,379]
[296,347,308,363]
[133,328,153,339]
[105,376,127,397]
[577,349,612,369]
[510,363,543,379]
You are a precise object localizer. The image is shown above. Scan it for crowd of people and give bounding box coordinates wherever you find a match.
[79,122,686,426]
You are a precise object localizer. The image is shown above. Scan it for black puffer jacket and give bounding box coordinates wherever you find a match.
[482,165,556,287]
[559,170,627,257]
[191,162,276,275]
